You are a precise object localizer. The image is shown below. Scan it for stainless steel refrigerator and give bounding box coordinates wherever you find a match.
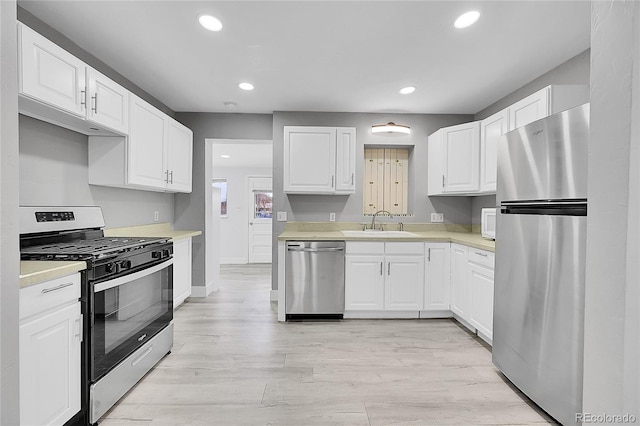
[493,103,589,426]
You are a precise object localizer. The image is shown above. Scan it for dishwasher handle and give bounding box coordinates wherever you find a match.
[287,247,344,252]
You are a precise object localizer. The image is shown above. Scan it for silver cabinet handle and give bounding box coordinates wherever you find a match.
[41,282,74,294]
[387,262,390,276]
[164,170,169,183]
[428,248,431,262]
[92,93,98,113]
[442,175,445,188]
[80,89,87,108]
[169,170,174,184]
[351,173,354,185]
[475,252,488,257]
[75,314,83,342]
[380,262,383,276]
[331,175,334,188]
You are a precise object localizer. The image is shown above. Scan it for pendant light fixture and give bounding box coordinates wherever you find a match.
[371,122,411,135]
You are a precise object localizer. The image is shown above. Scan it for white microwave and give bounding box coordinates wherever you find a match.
[481,208,496,240]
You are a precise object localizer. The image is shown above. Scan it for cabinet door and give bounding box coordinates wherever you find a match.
[384,256,424,311]
[128,95,168,189]
[469,262,494,343]
[443,122,480,193]
[424,243,451,311]
[335,127,356,194]
[427,130,444,195]
[20,302,81,426]
[450,244,469,320]
[166,119,193,193]
[508,87,550,131]
[19,23,87,117]
[284,127,336,193]
[172,238,192,308]
[86,68,129,135]
[345,255,385,310]
[480,109,508,193]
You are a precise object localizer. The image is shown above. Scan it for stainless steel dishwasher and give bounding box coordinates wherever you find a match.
[285,241,345,318]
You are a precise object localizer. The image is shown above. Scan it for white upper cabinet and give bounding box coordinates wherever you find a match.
[479,109,509,193]
[335,127,357,194]
[128,95,168,188]
[88,95,193,193]
[508,87,550,131]
[283,126,356,194]
[18,23,129,136]
[86,68,129,134]
[428,122,480,195]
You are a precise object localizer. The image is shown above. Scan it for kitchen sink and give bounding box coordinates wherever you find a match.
[340,230,419,238]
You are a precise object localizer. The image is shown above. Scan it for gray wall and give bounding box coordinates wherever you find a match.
[19,116,175,227]
[583,1,639,417]
[17,7,174,117]
[271,111,473,289]
[475,49,591,121]
[174,113,273,288]
[1,1,20,423]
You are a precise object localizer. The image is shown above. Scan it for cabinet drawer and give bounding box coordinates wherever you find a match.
[20,274,81,320]
[385,242,424,255]
[346,242,384,255]
[468,249,495,269]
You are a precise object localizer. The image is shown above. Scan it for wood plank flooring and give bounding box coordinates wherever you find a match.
[100,264,556,425]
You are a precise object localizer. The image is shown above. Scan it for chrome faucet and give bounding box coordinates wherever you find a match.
[370,210,393,231]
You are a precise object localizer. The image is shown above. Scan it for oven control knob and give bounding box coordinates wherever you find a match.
[162,249,171,258]
[152,251,162,259]
[120,260,132,270]
[105,263,116,273]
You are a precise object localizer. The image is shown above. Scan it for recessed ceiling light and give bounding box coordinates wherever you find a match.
[220,154,230,159]
[239,82,254,91]
[454,11,480,29]
[198,15,223,32]
[399,86,416,95]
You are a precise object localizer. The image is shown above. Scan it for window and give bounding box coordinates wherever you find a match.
[212,179,228,216]
[253,191,273,218]
[363,148,409,215]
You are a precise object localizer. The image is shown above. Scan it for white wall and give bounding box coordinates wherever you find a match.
[1,1,20,423]
[215,166,272,264]
[583,0,639,419]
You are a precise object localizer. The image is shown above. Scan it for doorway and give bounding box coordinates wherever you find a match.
[248,177,273,263]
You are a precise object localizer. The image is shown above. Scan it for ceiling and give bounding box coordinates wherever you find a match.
[18,1,591,115]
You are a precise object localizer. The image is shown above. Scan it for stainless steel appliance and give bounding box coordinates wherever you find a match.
[493,104,589,426]
[19,206,174,425]
[285,241,345,318]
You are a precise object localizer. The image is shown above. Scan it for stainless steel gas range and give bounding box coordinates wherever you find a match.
[19,206,174,425]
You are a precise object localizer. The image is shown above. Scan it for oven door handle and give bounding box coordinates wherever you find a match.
[94,259,173,293]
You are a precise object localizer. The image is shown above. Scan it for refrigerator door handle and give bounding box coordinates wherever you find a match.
[500,201,587,217]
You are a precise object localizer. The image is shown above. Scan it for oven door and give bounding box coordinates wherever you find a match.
[90,259,173,381]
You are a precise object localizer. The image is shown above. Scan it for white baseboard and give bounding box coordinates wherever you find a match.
[220,257,248,265]
[270,290,278,301]
[419,310,453,319]
[190,281,217,298]
[343,311,420,319]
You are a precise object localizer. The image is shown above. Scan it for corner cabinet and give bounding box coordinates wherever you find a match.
[427,122,480,195]
[88,94,193,193]
[20,274,82,426]
[283,126,356,194]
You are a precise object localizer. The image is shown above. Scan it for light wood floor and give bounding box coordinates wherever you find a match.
[101,264,555,425]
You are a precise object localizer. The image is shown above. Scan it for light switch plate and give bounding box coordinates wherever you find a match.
[153,211,159,222]
[431,213,444,223]
[277,211,288,222]
[329,213,336,222]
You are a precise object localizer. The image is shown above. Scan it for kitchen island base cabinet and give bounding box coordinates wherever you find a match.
[173,237,193,309]
[20,273,81,426]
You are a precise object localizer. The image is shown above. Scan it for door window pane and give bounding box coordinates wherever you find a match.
[254,191,273,218]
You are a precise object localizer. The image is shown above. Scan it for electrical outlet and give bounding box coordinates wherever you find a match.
[431,213,444,223]
[329,213,336,222]
[153,211,159,222]
[277,211,288,222]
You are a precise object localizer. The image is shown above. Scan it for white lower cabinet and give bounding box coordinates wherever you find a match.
[20,273,82,426]
[468,249,495,344]
[345,242,424,312]
[423,242,451,311]
[172,237,193,309]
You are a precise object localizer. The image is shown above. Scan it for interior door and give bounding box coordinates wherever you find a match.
[248,177,273,263]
